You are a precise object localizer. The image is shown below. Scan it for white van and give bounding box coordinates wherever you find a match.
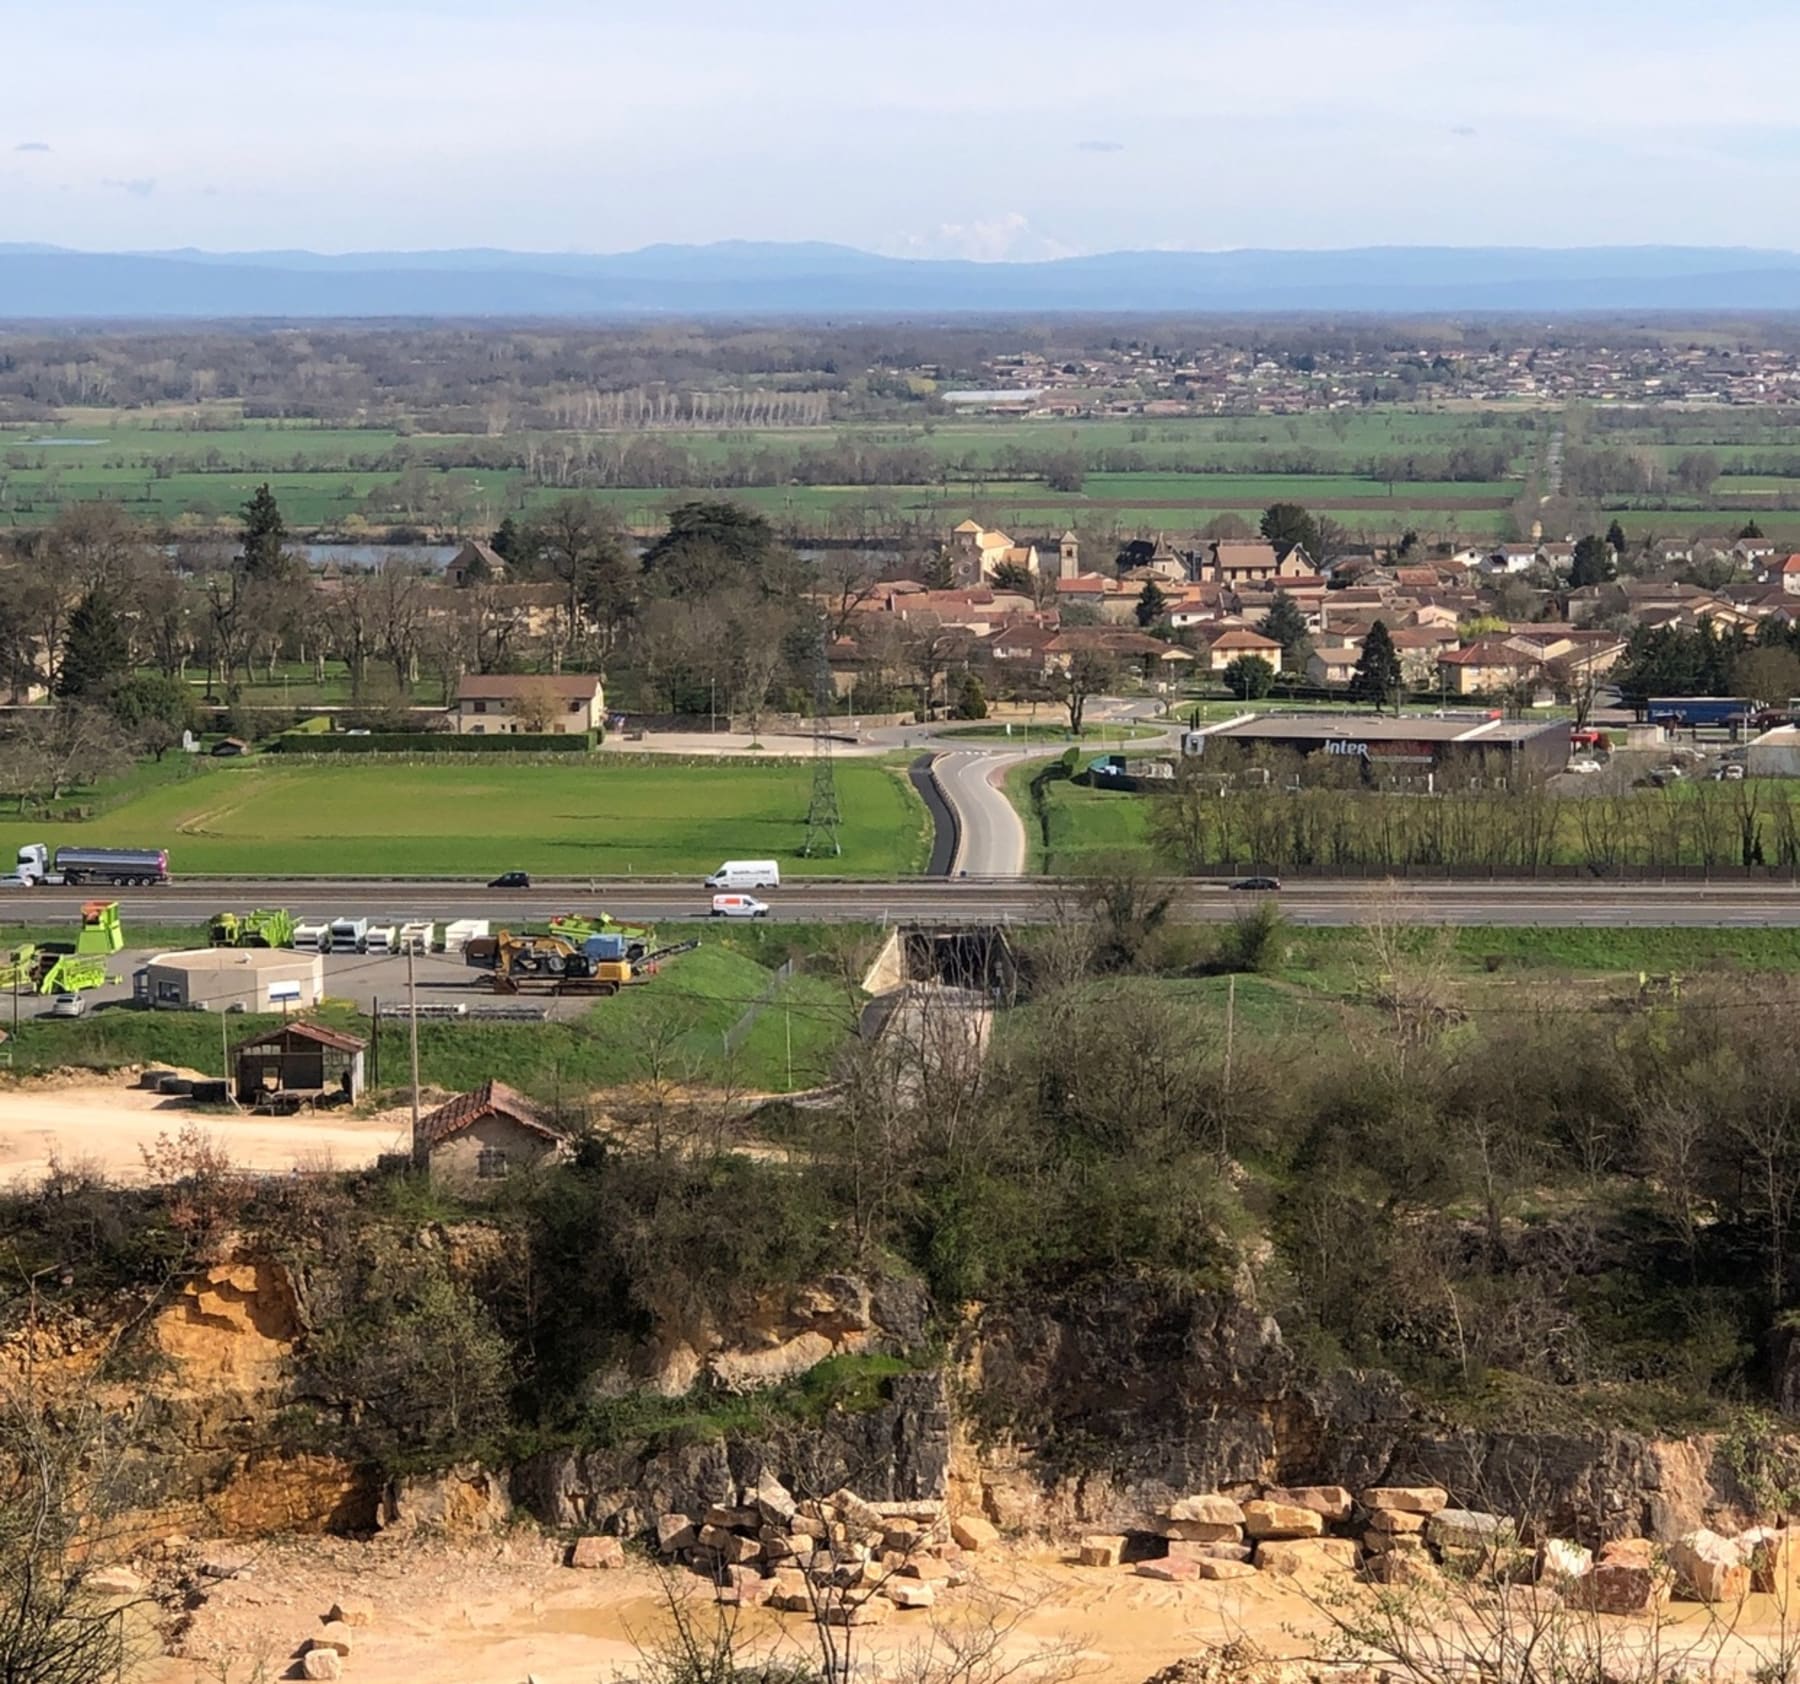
[711,894,770,919]
[705,860,781,889]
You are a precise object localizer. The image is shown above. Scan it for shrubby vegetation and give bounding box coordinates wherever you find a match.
[7,903,1800,1469]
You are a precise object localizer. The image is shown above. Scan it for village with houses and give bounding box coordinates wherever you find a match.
[814,514,1800,725]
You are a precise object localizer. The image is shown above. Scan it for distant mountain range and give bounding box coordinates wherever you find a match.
[8,241,1800,318]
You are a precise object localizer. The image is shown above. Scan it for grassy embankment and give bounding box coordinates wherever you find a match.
[0,924,881,1095]
[13,755,930,878]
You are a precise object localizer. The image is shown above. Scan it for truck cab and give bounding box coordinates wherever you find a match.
[14,845,60,886]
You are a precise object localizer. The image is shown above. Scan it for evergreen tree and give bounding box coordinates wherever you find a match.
[1606,519,1628,557]
[1223,654,1275,700]
[1259,501,1320,557]
[1568,534,1617,589]
[1257,591,1311,665]
[953,672,989,720]
[56,587,130,700]
[240,483,290,582]
[490,515,523,563]
[1740,520,1765,541]
[1349,620,1404,713]
[1135,580,1170,628]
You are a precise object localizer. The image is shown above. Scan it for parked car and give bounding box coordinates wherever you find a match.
[1229,876,1282,892]
[488,871,531,889]
[43,993,88,1019]
[1710,763,1746,781]
[1567,758,1604,776]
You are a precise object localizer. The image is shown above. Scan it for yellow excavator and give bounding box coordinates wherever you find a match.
[485,931,699,997]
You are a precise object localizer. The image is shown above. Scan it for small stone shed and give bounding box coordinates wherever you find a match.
[232,1021,367,1106]
[414,1080,568,1189]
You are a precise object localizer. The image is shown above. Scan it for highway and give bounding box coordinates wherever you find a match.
[10,879,1800,928]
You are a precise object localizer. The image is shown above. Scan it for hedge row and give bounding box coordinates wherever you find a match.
[275,730,597,754]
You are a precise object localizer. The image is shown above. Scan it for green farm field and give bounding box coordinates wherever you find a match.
[0,407,1538,536]
[15,757,931,878]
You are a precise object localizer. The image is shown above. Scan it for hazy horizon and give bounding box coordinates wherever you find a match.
[10,0,1800,259]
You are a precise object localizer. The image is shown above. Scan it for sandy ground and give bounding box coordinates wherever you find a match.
[146,1537,1337,1684]
[141,1536,1800,1684]
[0,1078,410,1186]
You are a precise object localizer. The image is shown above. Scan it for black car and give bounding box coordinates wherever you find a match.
[488,871,531,889]
[1229,875,1282,892]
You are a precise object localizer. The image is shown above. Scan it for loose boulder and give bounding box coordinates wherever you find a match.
[1164,1520,1246,1543]
[1167,1495,1246,1527]
[951,1515,1000,1553]
[569,1535,626,1571]
[1749,1529,1800,1595]
[327,1596,374,1628]
[1254,1539,1359,1577]
[1078,1535,1127,1568]
[887,1580,937,1609]
[301,1653,343,1682]
[1262,1486,1353,1523]
[1574,1562,1665,1615]
[1197,1559,1259,1581]
[1364,1551,1443,1588]
[1366,1509,1425,1535]
[1359,1487,1449,1515]
[1536,1539,1593,1590]
[1242,1501,1323,1541]
[1135,1557,1200,1582]
[657,1514,697,1554]
[1669,1530,1750,1605]
[311,1624,354,1658]
[1168,1540,1253,1563]
[1427,1510,1515,1553]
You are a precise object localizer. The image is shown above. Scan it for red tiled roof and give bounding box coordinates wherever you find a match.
[1439,639,1530,667]
[416,1080,565,1150]
[231,1020,367,1056]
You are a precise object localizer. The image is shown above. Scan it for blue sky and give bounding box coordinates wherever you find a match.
[5,0,1798,257]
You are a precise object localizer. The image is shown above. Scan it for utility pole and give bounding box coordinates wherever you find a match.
[406,948,422,1153]
[1223,973,1236,1099]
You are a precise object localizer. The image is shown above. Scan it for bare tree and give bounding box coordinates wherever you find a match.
[1058,649,1115,734]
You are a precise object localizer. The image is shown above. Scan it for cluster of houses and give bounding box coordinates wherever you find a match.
[899,338,1800,414]
[820,520,1800,708]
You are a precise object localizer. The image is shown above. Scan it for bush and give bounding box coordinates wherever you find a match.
[1214,900,1287,974]
[952,674,988,720]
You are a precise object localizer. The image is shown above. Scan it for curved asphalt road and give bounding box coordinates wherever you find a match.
[932,750,1040,876]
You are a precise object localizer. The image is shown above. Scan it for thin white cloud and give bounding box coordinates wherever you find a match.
[1076,139,1125,154]
[14,141,51,153]
[100,177,156,197]
[890,213,1077,263]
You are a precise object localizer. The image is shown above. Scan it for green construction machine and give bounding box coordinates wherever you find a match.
[1,901,126,999]
[209,908,297,949]
[547,911,654,962]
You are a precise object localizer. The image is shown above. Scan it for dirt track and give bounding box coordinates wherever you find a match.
[0,1078,409,1186]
